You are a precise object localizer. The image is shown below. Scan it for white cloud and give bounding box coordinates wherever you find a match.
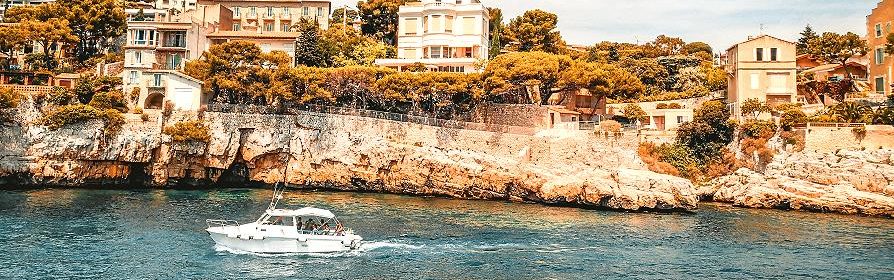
[332,0,876,51]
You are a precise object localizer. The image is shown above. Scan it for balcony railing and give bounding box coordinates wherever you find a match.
[425,2,455,8]
[162,39,186,48]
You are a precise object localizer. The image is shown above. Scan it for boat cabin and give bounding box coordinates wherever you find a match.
[255,208,345,235]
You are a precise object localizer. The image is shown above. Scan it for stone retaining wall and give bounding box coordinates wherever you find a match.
[466,103,550,128]
[801,125,894,153]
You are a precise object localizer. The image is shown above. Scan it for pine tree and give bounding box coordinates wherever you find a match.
[797,25,818,55]
[294,19,326,67]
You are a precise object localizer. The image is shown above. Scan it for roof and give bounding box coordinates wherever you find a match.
[55,73,81,79]
[266,207,335,218]
[548,107,581,115]
[726,34,795,51]
[206,30,301,39]
[143,70,204,85]
[801,62,867,74]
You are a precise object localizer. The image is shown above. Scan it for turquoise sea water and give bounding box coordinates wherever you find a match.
[0,188,892,280]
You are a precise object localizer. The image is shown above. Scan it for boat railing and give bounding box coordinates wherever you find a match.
[296,229,342,236]
[206,219,240,228]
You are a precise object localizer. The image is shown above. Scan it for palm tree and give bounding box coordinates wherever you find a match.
[831,101,871,123]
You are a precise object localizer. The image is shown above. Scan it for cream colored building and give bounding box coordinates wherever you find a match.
[198,0,330,31]
[122,8,214,111]
[375,0,490,73]
[725,35,797,118]
[197,0,330,60]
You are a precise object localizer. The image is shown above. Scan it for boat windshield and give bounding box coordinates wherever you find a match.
[260,215,294,226]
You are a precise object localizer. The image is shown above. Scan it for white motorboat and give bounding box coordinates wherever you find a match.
[206,207,363,254]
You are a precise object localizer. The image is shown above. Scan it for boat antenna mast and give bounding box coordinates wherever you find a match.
[268,131,291,211]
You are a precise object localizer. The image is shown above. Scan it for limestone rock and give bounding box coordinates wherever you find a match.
[0,109,697,212]
[699,148,894,218]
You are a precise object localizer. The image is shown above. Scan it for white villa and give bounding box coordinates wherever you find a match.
[375,0,490,73]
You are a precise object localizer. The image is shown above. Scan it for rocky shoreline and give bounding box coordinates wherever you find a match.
[3,105,894,217]
[699,149,894,218]
[0,108,698,212]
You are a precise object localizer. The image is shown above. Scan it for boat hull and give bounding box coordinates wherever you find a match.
[207,228,362,254]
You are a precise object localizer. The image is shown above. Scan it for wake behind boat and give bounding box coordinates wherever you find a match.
[206,206,363,254]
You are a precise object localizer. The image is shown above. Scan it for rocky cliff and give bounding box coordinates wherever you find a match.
[699,150,894,218]
[0,107,698,212]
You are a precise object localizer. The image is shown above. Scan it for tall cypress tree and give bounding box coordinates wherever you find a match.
[294,19,326,67]
[487,7,503,59]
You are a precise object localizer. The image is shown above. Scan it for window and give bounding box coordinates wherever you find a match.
[767,73,788,93]
[876,77,886,94]
[445,16,454,33]
[431,46,442,58]
[234,7,240,17]
[876,23,883,38]
[755,48,763,61]
[264,23,274,31]
[168,53,182,70]
[233,23,241,31]
[403,18,418,35]
[133,30,154,45]
[283,7,289,16]
[134,51,142,64]
[303,7,309,16]
[770,48,778,61]
[876,48,885,65]
[750,73,760,90]
[676,116,686,124]
[281,23,290,32]
[431,15,442,32]
[128,71,138,84]
[465,47,472,58]
[267,7,273,17]
[462,17,475,34]
[317,7,323,17]
[250,7,256,17]
[423,16,428,33]
[153,74,162,87]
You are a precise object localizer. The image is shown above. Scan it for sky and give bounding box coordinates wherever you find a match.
[331,0,879,52]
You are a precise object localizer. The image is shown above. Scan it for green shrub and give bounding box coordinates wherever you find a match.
[47,87,76,106]
[667,102,682,109]
[780,109,807,131]
[40,104,124,136]
[0,87,23,109]
[89,90,128,112]
[162,100,174,117]
[163,120,211,142]
[656,103,668,109]
[740,120,777,139]
[773,102,802,113]
[621,103,648,123]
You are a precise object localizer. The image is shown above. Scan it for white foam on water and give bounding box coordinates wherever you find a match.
[359,241,425,251]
